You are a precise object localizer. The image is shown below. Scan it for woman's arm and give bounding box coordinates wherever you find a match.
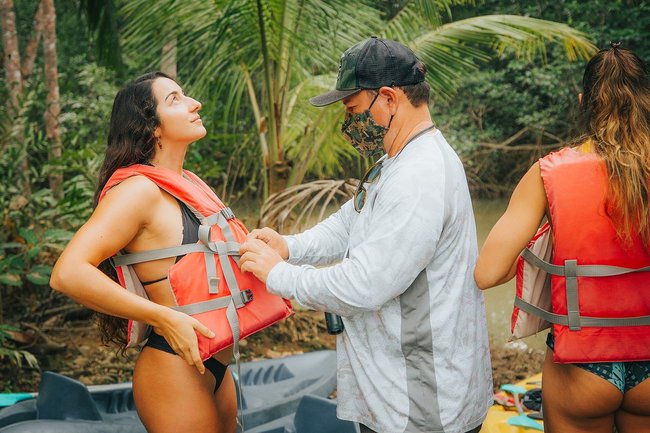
[50,176,214,373]
[474,162,548,290]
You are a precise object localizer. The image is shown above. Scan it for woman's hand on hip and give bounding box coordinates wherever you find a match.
[155,309,215,374]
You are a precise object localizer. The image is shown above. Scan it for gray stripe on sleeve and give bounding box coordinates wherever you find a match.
[400,269,443,432]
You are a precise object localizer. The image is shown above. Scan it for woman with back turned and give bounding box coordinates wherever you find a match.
[475,44,650,432]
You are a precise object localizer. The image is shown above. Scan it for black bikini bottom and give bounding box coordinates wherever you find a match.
[144,332,228,393]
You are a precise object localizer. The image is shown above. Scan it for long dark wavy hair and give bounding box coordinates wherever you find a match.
[577,44,650,248]
[94,71,171,348]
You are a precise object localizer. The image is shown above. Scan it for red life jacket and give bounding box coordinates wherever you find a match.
[514,147,650,363]
[99,164,293,361]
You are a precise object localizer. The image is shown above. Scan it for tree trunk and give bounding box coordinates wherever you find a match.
[268,160,290,195]
[42,0,62,198]
[0,0,30,196]
[161,37,177,79]
[0,0,21,112]
[21,0,44,80]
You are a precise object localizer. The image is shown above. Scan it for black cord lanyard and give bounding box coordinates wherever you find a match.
[391,124,436,160]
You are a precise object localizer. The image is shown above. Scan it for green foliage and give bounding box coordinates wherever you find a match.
[434,0,649,196]
[0,61,114,325]
[0,1,641,322]
[0,227,72,289]
[118,0,386,196]
[79,0,124,71]
[456,0,650,60]
[0,323,38,370]
[56,62,118,226]
[0,5,114,372]
[435,45,583,151]
[116,0,594,199]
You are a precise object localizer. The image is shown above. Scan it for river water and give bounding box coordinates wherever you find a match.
[474,199,547,350]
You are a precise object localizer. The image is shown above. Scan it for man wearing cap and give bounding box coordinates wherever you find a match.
[240,37,492,433]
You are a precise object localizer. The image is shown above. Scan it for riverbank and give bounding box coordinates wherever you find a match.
[1,309,544,394]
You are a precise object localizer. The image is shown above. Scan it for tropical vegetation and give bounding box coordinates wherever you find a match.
[0,0,647,389]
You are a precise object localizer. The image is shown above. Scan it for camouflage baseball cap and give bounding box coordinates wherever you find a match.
[309,36,425,107]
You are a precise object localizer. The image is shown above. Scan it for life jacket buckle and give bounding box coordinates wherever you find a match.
[221,207,235,220]
[240,289,253,304]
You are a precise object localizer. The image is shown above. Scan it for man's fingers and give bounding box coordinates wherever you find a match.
[240,251,256,264]
[246,229,261,242]
[239,241,254,255]
[240,239,267,255]
[247,229,273,243]
[240,258,254,274]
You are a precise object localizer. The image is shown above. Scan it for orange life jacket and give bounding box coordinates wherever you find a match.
[514,147,650,363]
[99,164,293,362]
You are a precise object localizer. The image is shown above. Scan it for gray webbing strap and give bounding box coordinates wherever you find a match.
[214,241,246,308]
[514,296,650,327]
[521,248,564,275]
[522,248,650,277]
[112,242,240,266]
[204,250,219,294]
[565,260,581,330]
[198,225,211,245]
[171,297,231,315]
[580,315,650,326]
[205,208,236,244]
[175,296,247,430]
[576,264,650,276]
[514,296,569,326]
[200,225,220,294]
[225,300,244,431]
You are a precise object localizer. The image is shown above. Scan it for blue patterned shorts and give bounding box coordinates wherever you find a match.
[546,333,650,393]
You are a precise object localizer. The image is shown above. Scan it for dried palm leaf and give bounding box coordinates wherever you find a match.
[260,179,357,233]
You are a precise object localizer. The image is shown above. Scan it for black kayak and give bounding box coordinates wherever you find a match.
[0,350,358,433]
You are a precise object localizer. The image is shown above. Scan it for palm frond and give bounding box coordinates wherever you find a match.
[80,0,123,70]
[383,0,475,41]
[260,179,356,233]
[116,2,598,196]
[408,14,596,100]
[421,15,596,61]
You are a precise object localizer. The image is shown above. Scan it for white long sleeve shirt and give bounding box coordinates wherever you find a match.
[267,130,493,433]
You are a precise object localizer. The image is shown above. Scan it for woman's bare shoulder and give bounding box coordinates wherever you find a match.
[96,175,164,224]
[102,175,162,204]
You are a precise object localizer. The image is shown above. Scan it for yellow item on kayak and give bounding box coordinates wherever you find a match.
[480,373,544,433]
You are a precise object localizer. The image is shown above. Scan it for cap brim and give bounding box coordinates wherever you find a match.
[309,88,360,107]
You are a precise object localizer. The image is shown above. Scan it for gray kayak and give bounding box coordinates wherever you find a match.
[0,350,344,432]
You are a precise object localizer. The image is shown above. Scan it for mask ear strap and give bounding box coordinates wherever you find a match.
[369,90,393,129]
[368,91,380,110]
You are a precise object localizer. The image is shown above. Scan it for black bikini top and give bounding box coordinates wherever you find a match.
[140,200,200,286]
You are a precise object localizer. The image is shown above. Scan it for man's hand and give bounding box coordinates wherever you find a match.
[247,227,289,260]
[240,238,284,282]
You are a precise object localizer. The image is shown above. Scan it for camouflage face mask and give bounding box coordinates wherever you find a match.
[341,93,394,157]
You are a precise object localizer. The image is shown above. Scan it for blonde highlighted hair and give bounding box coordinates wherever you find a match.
[578,44,650,248]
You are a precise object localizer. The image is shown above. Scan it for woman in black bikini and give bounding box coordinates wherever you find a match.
[51,72,236,433]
